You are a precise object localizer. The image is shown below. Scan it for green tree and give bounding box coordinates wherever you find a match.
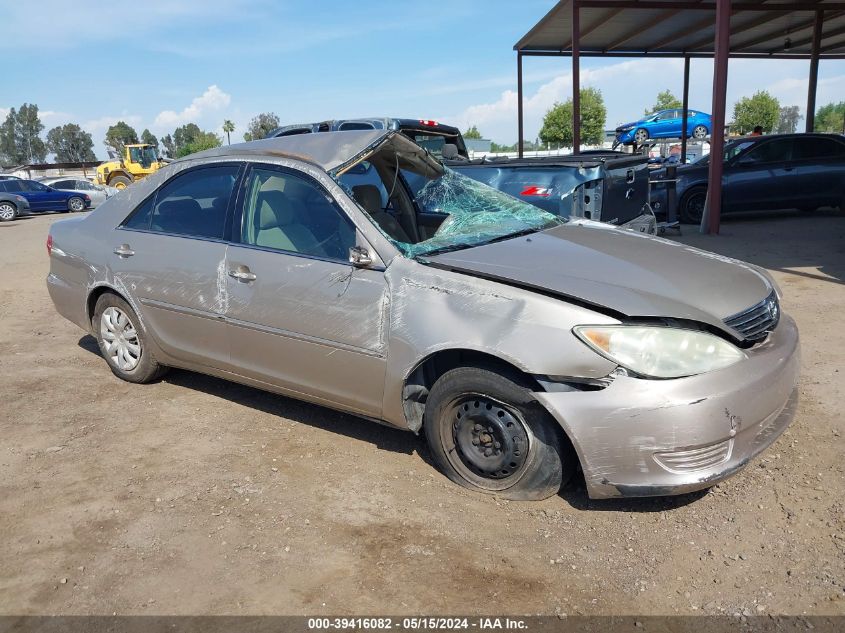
[539,87,606,147]
[161,134,176,158]
[140,128,159,150]
[104,121,139,155]
[45,124,96,162]
[732,91,780,135]
[814,101,845,133]
[173,123,202,153]
[222,119,235,145]
[464,125,482,140]
[776,105,802,134]
[176,130,222,157]
[0,103,47,164]
[243,112,280,141]
[645,89,682,115]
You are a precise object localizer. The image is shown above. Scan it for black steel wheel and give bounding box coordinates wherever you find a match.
[680,187,708,224]
[424,366,574,500]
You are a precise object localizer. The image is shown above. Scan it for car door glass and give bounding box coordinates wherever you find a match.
[149,165,239,239]
[793,138,842,160]
[123,196,155,230]
[241,167,356,261]
[743,139,792,164]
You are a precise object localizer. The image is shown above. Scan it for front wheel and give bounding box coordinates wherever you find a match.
[634,128,649,145]
[0,201,17,222]
[67,196,85,212]
[109,175,132,189]
[93,293,168,383]
[692,125,708,139]
[680,187,708,224]
[423,366,573,500]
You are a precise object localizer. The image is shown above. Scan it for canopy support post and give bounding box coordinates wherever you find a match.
[704,0,731,235]
[806,10,823,132]
[681,55,691,164]
[572,0,581,154]
[517,51,524,158]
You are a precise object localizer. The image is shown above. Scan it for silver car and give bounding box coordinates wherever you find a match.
[46,130,800,500]
[39,177,117,208]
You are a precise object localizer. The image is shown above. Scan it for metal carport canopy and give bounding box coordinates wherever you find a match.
[513,0,845,233]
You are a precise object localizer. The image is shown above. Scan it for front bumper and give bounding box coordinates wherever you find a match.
[615,129,635,143]
[536,314,800,499]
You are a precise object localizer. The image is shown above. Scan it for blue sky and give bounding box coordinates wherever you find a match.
[2,0,843,158]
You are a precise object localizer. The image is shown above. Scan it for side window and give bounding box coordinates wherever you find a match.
[793,138,843,160]
[744,139,792,164]
[150,165,239,239]
[123,196,155,230]
[240,167,355,261]
[52,180,72,189]
[3,181,22,192]
[75,180,93,190]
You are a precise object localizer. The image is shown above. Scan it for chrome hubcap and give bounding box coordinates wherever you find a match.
[0,204,14,220]
[100,307,141,371]
[693,126,707,138]
[70,198,84,211]
[635,130,647,143]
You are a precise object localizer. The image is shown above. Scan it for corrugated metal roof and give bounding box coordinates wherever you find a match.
[515,0,845,58]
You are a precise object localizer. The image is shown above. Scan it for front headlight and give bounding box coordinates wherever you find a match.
[574,325,746,379]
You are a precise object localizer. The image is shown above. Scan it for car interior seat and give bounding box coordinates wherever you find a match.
[154,198,204,236]
[352,184,411,243]
[254,190,325,256]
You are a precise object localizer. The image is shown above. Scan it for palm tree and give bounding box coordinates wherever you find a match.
[222,120,235,145]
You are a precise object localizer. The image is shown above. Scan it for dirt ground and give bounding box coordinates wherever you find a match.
[0,210,843,617]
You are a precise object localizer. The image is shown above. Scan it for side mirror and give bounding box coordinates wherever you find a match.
[349,246,373,268]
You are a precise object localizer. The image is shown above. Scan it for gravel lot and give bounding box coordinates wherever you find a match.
[0,210,843,617]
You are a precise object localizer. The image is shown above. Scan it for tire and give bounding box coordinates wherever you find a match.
[0,201,17,222]
[423,366,573,501]
[679,187,708,224]
[67,196,85,213]
[634,128,649,145]
[93,293,168,384]
[109,175,132,189]
[692,125,708,139]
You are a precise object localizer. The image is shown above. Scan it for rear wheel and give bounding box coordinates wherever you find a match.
[67,196,85,212]
[93,293,167,383]
[680,187,708,224]
[692,125,708,139]
[423,366,573,500]
[634,128,649,145]
[109,175,132,189]
[0,201,17,222]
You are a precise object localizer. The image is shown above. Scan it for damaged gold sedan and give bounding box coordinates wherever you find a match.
[47,130,800,500]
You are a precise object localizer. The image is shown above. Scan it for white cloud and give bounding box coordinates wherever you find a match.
[153,85,231,130]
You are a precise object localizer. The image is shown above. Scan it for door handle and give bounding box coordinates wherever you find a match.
[113,244,135,257]
[228,265,257,282]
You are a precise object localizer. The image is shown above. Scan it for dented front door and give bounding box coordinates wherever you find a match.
[224,246,388,417]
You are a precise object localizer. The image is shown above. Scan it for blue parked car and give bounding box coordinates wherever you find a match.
[614,109,711,147]
[0,179,91,214]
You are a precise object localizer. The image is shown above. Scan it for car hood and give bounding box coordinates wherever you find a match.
[425,224,772,336]
[616,120,643,130]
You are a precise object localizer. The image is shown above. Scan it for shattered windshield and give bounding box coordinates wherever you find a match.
[336,139,564,259]
[403,169,564,256]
